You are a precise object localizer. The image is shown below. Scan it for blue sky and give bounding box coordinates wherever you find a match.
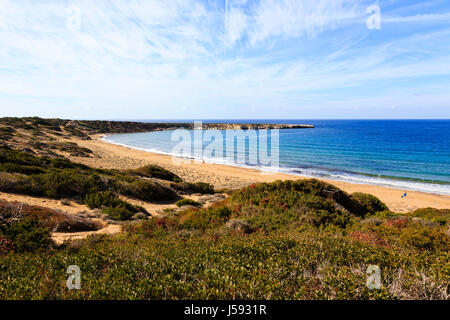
[0,0,449,119]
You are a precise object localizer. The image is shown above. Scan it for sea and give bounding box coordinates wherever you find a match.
[103,120,450,195]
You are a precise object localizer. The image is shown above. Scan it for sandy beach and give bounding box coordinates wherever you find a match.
[61,134,450,213]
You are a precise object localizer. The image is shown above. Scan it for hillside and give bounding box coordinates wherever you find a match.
[0,147,448,299]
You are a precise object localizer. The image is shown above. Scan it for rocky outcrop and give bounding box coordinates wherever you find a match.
[202,123,314,130]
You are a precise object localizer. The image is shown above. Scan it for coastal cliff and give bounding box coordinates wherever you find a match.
[0,117,313,158]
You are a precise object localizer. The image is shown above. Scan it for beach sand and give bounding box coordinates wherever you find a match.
[60,134,450,213]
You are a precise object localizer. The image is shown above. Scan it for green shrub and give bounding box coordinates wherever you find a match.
[351,192,389,214]
[119,180,177,202]
[127,165,182,182]
[407,208,449,226]
[0,172,30,194]
[84,191,123,209]
[170,182,214,194]
[313,210,353,229]
[3,218,51,253]
[180,206,232,230]
[84,191,144,221]
[0,147,177,202]
[30,171,85,198]
[372,211,397,219]
[102,206,135,221]
[0,163,46,175]
[226,180,362,231]
[176,199,201,207]
[231,180,367,216]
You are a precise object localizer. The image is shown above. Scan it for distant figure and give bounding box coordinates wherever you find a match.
[401,191,407,198]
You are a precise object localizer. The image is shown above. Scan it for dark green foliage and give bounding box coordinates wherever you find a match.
[2,218,51,253]
[0,147,88,170]
[351,192,389,214]
[84,191,123,209]
[0,200,51,252]
[119,180,178,202]
[101,206,136,221]
[30,171,86,198]
[0,147,177,202]
[83,191,144,221]
[170,182,214,194]
[127,165,182,182]
[176,199,201,207]
[0,163,45,175]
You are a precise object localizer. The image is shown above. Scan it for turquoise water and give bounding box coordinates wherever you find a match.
[104,120,450,195]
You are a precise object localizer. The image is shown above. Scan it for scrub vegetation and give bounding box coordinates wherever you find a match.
[1,177,448,299]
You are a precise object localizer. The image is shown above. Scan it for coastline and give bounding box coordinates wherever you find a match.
[65,134,450,213]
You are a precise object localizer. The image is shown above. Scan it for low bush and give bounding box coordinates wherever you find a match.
[127,165,182,182]
[170,182,214,194]
[0,163,46,175]
[227,180,361,231]
[2,218,51,253]
[84,191,145,221]
[407,208,449,226]
[102,206,136,221]
[351,192,389,214]
[119,180,178,202]
[0,228,447,299]
[180,205,232,230]
[0,147,177,202]
[399,225,448,251]
[84,191,123,209]
[176,199,201,207]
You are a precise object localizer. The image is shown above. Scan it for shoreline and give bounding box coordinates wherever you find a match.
[63,134,450,213]
[100,134,450,193]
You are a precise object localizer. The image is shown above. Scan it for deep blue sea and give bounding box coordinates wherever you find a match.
[104,120,450,195]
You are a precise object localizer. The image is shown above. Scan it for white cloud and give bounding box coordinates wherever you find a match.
[0,0,449,119]
[383,12,450,23]
[248,0,364,44]
[226,7,248,48]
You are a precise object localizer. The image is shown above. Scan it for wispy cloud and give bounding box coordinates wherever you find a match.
[383,12,450,23]
[0,0,449,119]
